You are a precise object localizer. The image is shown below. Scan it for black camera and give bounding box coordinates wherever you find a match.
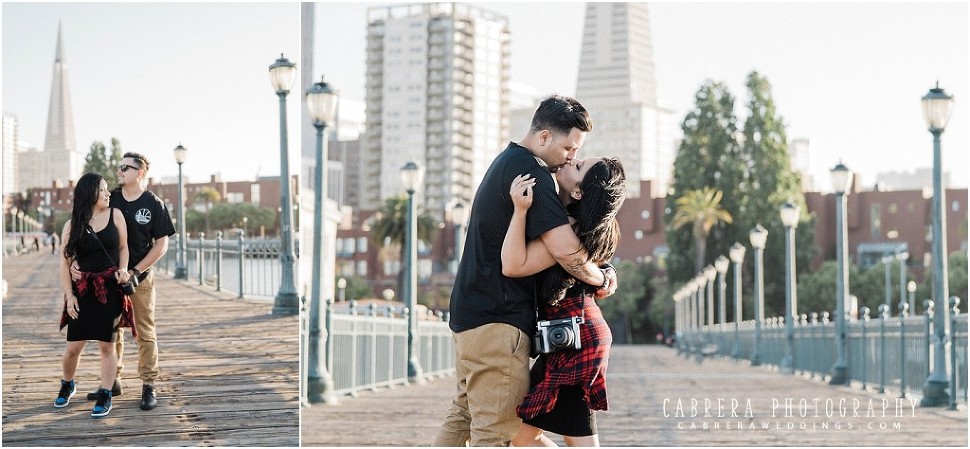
[532,316,583,356]
[120,274,138,295]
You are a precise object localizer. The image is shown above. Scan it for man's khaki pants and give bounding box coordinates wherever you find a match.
[434,322,531,447]
[114,270,159,383]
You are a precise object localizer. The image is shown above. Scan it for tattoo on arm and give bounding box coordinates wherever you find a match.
[563,257,597,283]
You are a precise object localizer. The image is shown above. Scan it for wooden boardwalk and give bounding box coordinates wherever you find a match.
[2,251,299,447]
[303,343,968,447]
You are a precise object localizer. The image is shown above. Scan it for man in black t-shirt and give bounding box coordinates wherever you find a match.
[76,152,175,411]
[434,96,618,447]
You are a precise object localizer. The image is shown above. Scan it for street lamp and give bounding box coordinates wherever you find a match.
[337,277,347,302]
[921,82,955,407]
[703,266,716,326]
[269,53,299,316]
[305,75,338,404]
[897,250,909,316]
[401,161,426,384]
[729,242,746,358]
[714,255,729,325]
[451,202,467,274]
[173,144,188,279]
[749,224,768,366]
[908,281,917,315]
[829,161,853,385]
[780,199,800,374]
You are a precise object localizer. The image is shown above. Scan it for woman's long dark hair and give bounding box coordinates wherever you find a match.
[63,172,105,260]
[540,158,626,305]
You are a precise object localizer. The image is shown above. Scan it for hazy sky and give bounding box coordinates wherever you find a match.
[2,2,301,182]
[313,1,968,190]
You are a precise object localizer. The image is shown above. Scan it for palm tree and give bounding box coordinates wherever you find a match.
[194,187,222,234]
[671,187,733,273]
[370,196,439,299]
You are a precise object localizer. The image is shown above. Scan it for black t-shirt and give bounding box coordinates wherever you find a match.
[109,188,177,269]
[449,142,570,336]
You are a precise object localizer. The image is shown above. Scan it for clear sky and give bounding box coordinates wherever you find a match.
[313,1,968,190]
[2,2,301,182]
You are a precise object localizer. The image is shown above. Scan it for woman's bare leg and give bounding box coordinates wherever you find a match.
[511,422,558,447]
[97,341,118,390]
[62,341,86,381]
[563,434,599,447]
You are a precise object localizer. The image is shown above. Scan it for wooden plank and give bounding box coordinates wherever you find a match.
[2,252,299,447]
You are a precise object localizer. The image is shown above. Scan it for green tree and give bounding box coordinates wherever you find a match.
[734,71,816,317]
[194,187,222,234]
[598,260,654,344]
[370,196,439,295]
[665,81,743,287]
[82,138,124,186]
[334,275,374,302]
[670,187,733,273]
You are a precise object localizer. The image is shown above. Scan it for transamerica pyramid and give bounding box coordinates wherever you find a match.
[37,21,83,188]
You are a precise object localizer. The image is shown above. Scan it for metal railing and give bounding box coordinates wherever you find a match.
[308,299,455,399]
[681,301,968,402]
[155,232,292,299]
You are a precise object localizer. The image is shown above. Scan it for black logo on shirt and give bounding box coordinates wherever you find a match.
[135,208,152,224]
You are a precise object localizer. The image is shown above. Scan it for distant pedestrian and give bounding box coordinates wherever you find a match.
[50,232,58,255]
[33,235,40,252]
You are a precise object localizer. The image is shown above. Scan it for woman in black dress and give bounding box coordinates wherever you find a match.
[56,172,132,418]
[503,157,626,447]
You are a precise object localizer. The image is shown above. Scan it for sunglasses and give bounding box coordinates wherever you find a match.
[118,164,142,172]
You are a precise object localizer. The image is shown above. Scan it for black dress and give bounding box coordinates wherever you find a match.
[66,213,123,342]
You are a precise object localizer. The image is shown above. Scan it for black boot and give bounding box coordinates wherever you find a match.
[87,378,121,400]
[140,383,157,410]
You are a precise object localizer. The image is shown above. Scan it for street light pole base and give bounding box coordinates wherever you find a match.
[272,292,300,315]
[780,355,794,374]
[307,375,338,405]
[174,267,187,280]
[829,365,848,385]
[408,359,426,385]
[919,379,950,407]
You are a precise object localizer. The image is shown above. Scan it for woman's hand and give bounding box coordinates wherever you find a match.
[510,174,536,211]
[115,269,131,285]
[65,293,80,319]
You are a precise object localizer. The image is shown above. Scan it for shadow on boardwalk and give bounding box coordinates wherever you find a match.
[302,345,967,447]
[2,251,299,447]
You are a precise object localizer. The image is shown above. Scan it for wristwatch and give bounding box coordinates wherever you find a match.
[130,268,141,278]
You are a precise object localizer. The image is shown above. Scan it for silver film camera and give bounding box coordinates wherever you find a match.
[532,316,584,355]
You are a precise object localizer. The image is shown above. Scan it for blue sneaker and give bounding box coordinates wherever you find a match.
[54,379,76,408]
[91,388,112,418]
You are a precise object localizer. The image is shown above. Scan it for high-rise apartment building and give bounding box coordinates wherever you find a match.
[575,2,676,198]
[2,113,18,198]
[360,3,509,217]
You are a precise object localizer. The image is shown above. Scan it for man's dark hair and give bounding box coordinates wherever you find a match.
[529,95,593,136]
[124,152,150,172]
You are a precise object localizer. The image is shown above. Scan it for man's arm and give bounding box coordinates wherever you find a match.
[134,235,169,273]
[539,224,617,297]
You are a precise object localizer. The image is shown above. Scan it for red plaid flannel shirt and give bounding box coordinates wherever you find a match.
[59,266,137,338]
[517,290,612,420]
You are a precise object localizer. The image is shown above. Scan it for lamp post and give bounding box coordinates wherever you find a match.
[829,161,853,385]
[908,281,917,315]
[269,54,299,316]
[898,251,909,315]
[703,266,716,326]
[920,82,955,407]
[337,277,347,302]
[714,256,729,325]
[173,144,188,279]
[451,202,467,274]
[729,242,746,358]
[401,161,426,383]
[305,75,338,404]
[780,199,800,374]
[749,224,768,366]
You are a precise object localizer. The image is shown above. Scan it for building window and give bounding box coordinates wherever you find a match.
[888,203,897,214]
[357,237,368,253]
[336,238,344,255]
[634,230,643,240]
[356,260,368,276]
[953,201,961,212]
[344,238,356,254]
[251,184,260,204]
